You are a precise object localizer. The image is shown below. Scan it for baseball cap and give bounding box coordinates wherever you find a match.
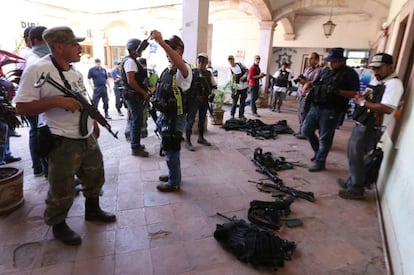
[113,60,120,65]
[164,35,184,50]
[368,53,393,68]
[43,26,85,45]
[197,52,208,59]
[323,47,346,62]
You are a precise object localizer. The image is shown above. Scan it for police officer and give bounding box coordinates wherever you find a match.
[150,31,192,192]
[121,38,149,157]
[302,48,360,172]
[338,53,404,199]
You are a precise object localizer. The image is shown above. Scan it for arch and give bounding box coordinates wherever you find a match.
[272,0,389,22]
[210,0,272,21]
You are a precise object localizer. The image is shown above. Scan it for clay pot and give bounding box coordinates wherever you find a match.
[0,167,24,215]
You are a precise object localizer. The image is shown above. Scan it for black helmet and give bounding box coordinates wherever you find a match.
[126,38,141,50]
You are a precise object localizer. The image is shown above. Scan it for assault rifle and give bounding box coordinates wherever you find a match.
[251,158,315,202]
[34,72,118,139]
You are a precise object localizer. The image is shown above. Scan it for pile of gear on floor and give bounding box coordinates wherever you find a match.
[222,119,294,139]
[214,147,315,270]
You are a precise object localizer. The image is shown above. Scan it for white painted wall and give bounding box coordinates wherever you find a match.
[376,0,414,273]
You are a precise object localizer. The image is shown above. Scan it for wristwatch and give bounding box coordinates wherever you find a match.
[359,100,366,107]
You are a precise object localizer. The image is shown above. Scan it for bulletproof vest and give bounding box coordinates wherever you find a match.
[275,69,289,87]
[310,66,350,112]
[152,66,186,117]
[189,68,211,99]
[120,56,148,93]
[352,83,386,126]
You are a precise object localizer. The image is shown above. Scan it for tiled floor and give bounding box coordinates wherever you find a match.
[0,97,387,274]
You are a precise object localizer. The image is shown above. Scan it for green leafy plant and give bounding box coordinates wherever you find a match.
[213,86,225,111]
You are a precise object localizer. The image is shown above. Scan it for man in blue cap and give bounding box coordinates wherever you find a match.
[302,47,360,172]
[111,60,124,116]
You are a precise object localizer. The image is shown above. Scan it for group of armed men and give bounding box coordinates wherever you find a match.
[12,24,404,246]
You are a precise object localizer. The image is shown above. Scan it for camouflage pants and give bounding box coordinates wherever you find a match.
[44,135,105,225]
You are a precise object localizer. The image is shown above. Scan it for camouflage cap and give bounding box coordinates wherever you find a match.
[43,26,85,45]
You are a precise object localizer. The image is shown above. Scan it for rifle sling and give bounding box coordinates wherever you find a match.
[51,55,89,136]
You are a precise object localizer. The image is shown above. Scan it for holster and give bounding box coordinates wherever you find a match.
[35,125,55,158]
[161,130,182,151]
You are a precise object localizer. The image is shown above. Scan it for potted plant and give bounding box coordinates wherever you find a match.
[210,86,226,125]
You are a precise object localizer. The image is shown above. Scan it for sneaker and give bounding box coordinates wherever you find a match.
[132,148,149,157]
[338,189,365,200]
[118,111,124,116]
[159,175,168,182]
[185,141,195,151]
[105,114,112,120]
[197,137,211,146]
[308,163,325,172]
[157,183,180,192]
[336,178,348,189]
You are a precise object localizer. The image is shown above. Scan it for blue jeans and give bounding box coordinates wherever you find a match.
[346,124,378,192]
[249,85,260,114]
[230,88,247,117]
[126,92,145,150]
[92,86,109,113]
[27,116,48,174]
[158,114,186,187]
[113,86,123,112]
[302,106,340,165]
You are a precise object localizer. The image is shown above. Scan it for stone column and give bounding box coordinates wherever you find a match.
[182,0,210,134]
[257,21,277,108]
[182,0,209,64]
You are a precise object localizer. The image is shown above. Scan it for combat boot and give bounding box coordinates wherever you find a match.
[52,221,82,245]
[85,197,116,222]
[197,130,211,146]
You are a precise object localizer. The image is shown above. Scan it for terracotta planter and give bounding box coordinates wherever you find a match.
[210,110,224,125]
[0,167,24,215]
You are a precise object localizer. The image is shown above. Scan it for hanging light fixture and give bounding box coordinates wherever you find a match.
[323,4,336,38]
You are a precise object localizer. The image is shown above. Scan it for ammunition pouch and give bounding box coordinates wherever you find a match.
[161,130,182,151]
[35,125,55,158]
